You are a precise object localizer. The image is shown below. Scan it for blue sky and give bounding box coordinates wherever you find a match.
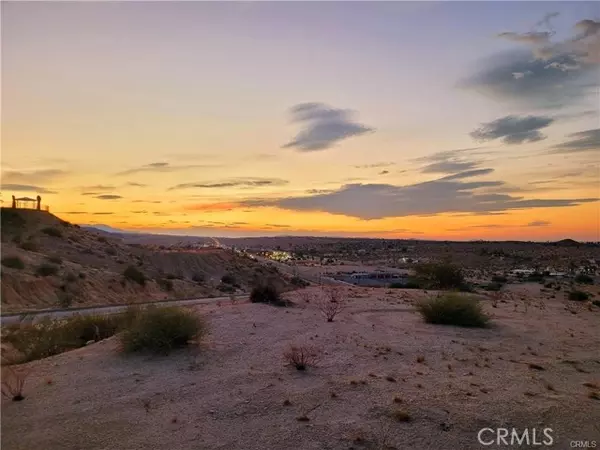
[2,1,599,240]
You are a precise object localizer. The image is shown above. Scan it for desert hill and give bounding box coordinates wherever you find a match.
[0,208,291,313]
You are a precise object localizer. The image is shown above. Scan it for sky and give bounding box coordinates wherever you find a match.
[1,1,599,241]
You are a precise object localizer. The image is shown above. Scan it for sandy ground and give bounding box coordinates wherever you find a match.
[2,286,600,450]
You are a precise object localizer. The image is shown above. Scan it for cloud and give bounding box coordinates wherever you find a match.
[80,185,115,192]
[126,182,147,187]
[185,202,240,212]
[282,102,374,151]
[497,31,553,46]
[460,13,600,110]
[354,162,395,169]
[169,178,289,190]
[1,184,57,194]
[415,147,487,174]
[116,162,219,176]
[441,169,495,181]
[379,170,390,175]
[527,220,551,227]
[1,169,68,185]
[470,115,554,144]
[549,128,600,154]
[240,176,597,220]
[95,194,122,200]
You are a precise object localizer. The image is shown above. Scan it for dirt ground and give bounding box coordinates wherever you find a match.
[2,286,599,450]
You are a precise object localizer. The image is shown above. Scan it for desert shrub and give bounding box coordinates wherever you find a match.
[250,283,289,306]
[47,255,62,265]
[2,314,121,362]
[575,274,593,285]
[123,265,146,286]
[165,273,178,280]
[414,262,464,290]
[57,292,74,308]
[417,294,490,328]
[221,273,236,285]
[527,272,545,282]
[19,241,38,252]
[283,345,319,370]
[105,247,117,256]
[218,283,235,293]
[491,275,507,283]
[389,282,406,289]
[192,273,205,284]
[484,282,503,292]
[41,227,62,238]
[1,366,28,401]
[36,263,59,277]
[403,280,422,289]
[1,256,25,270]
[318,296,344,322]
[291,276,309,287]
[157,278,174,292]
[568,290,590,301]
[78,272,86,279]
[119,306,206,354]
[97,236,107,243]
[592,300,600,308]
[64,273,77,283]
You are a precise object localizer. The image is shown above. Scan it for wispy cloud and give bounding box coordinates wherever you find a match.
[282,102,374,151]
[1,169,68,185]
[95,194,123,200]
[549,128,600,154]
[169,178,289,190]
[470,115,554,145]
[116,162,220,176]
[1,184,57,194]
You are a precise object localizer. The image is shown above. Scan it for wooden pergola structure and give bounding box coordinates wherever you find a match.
[11,195,43,210]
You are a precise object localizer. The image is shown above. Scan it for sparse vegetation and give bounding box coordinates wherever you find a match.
[35,263,59,277]
[290,276,309,287]
[2,314,122,363]
[47,255,62,265]
[19,241,38,252]
[414,262,465,290]
[250,283,288,306]
[575,274,593,285]
[417,294,490,328]
[317,288,345,322]
[123,265,146,286]
[1,366,28,401]
[568,290,590,302]
[283,345,319,370]
[41,227,63,238]
[157,278,174,292]
[388,408,412,422]
[1,256,25,270]
[120,306,207,354]
[221,273,236,285]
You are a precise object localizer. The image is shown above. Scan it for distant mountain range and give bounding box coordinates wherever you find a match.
[80,224,138,234]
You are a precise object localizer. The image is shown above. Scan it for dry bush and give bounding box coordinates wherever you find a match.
[283,345,320,371]
[1,365,29,401]
[317,287,345,322]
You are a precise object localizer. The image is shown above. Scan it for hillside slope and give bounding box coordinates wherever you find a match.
[0,208,291,313]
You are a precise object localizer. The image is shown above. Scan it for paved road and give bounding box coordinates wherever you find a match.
[0,294,247,326]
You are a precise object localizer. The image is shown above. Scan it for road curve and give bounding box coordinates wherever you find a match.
[0,294,247,326]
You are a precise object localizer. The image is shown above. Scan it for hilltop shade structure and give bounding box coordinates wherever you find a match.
[11,195,46,211]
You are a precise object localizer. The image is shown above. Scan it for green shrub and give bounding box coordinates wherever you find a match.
[36,263,59,277]
[192,273,205,284]
[290,276,309,287]
[157,278,174,292]
[1,256,25,270]
[575,274,593,285]
[41,227,62,238]
[221,273,236,285]
[414,262,464,290]
[2,314,121,362]
[19,241,38,252]
[119,306,206,354]
[123,265,146,286]
[568,290,590,301]
[484,282,503,292]
[417,294,490,328]
[250,283,289,306]
[47,255,62,265]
